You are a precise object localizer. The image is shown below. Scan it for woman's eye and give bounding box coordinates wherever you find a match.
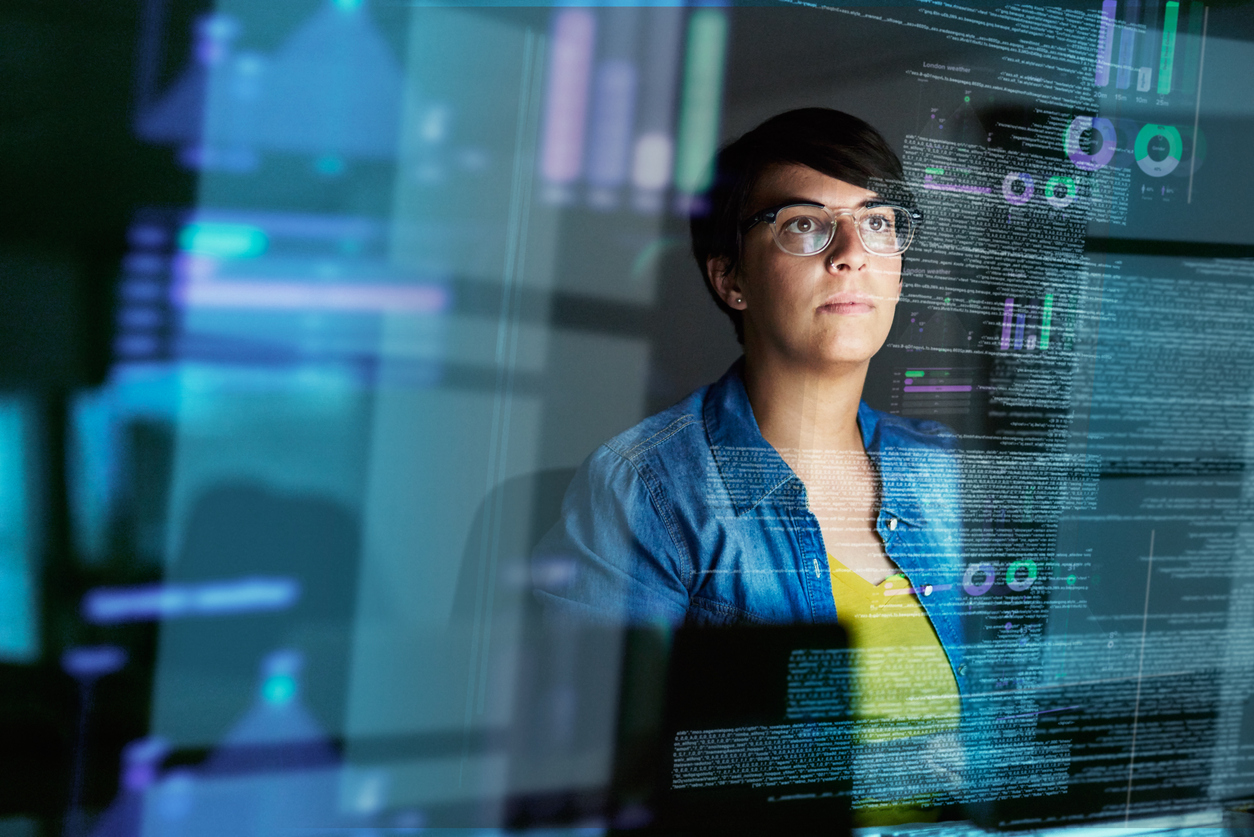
[783,216,820,234]
[863,214,894,233]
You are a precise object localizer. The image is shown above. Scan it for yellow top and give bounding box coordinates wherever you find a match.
[827,554,961,824]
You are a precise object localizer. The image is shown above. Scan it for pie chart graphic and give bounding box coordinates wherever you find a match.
[963,562,996,596]
[1066,116,1117,171]
[1135,124,1183,177]
[1006,558,1038,592]
[1002,172,1035,206]
[1045,176,1077,209]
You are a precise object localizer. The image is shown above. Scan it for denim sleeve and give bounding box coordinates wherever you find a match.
[530,445,691,626]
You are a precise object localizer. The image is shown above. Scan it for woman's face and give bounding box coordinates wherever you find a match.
[710,164,903,372]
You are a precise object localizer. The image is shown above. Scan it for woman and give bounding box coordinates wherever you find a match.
[532,110,969,815]
[535,108,962,631]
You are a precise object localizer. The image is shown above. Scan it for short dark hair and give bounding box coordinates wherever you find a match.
[690,108,914,344]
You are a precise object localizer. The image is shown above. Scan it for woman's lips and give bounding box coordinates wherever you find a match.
[818,300,874,315]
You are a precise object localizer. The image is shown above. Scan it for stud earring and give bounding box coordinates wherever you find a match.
[736,297,743,304]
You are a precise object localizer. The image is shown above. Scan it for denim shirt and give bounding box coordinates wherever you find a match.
[532,359,971,691]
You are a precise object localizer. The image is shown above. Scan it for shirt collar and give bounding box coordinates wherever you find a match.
[704,359,794,514]
[857,399,929,528]
[704,358,928,525]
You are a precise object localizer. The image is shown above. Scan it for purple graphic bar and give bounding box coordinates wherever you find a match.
[587,60,639,193]
[62,645,128,678]
[904,385,973,393]
[83,577,300,624]
[1000,297,1014,350]
[176,279,449,313]
[541,10,597,184]
[1117,20,1136,88]
[1096,0,1117,86]
[1014,313,1027,350]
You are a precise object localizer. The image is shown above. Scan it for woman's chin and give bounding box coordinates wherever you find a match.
[751,330,886,371]
[803,344,879,371]
[809,332,884,365]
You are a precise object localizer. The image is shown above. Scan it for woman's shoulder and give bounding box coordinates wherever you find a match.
[558,385,720,531]
[596,385,713,466]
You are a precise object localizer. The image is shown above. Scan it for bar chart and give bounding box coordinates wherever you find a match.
[892,368,976,418]
[1094,0,1204,103]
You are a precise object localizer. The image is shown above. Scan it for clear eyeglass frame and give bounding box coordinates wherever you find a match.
[740,201,922,258]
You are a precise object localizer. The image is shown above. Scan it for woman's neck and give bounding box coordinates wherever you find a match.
[743,351,868,455]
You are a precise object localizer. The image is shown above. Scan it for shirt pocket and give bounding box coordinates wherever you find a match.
[685,596,772,627]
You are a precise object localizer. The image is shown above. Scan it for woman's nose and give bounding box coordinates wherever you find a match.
[824,215,868,272]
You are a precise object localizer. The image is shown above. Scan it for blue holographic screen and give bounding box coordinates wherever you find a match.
[2,0,1253,834]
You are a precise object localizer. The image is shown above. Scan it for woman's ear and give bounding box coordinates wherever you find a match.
[707,256,746,310]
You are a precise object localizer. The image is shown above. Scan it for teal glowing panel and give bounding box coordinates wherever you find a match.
[0,400,37,662]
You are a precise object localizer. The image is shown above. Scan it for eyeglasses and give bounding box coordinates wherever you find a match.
[740,202,921,257]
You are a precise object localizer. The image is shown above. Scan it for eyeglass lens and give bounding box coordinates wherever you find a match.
[771,205,914,257]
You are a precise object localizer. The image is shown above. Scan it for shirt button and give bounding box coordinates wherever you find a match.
[923,584,933,596]
[888,517,898,531]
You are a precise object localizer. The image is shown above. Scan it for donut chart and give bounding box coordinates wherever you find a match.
[963,562,996,596]
[1006,558,1038,592]
[1045,176,1077,209]
[1002,172,1035,206]
[1066,116,1117,171]
[1135,124,1183,177]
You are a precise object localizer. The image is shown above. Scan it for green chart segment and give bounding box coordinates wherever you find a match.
[1097,0,1197,98]
[1158,1,1180,95]
[899,369,975,419]
[673,9,729,196]
[1040,294,1054,351]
